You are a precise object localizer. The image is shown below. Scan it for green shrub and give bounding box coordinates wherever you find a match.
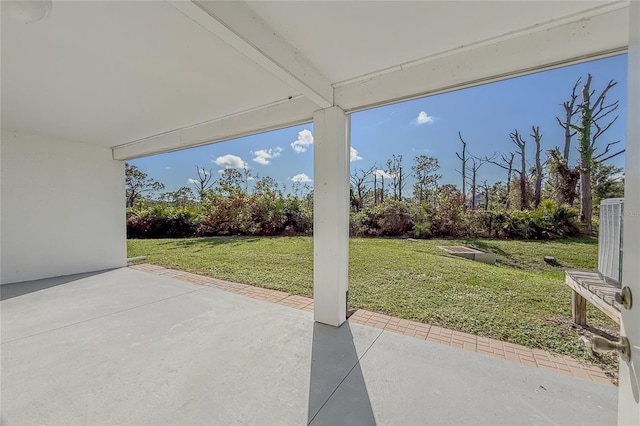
[501,200,579,239]
[351,200,418,237]
[465,210,510,238]
[127,206,201,239]
[127,193,578,240]
[412,222,431,239]
[196,191,312,237]
[428,186,466,237]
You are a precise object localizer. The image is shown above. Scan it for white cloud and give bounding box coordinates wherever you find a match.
[165,166,172,170]
[373,169,394,179]
[247,176,256,181]
[187,178,199,185]
[213,154,248,169]
[350,147,363,162]
[252,147,283,165]
[291,173,312,183]
[291,129,314,153]
[415,111,435,125]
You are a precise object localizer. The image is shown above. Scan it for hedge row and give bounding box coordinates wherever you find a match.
[128,199,579,240]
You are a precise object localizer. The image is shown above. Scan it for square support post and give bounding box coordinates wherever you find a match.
[313,106,349,327]
[571,291,587,326]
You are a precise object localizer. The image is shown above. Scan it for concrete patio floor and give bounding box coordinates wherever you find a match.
[1,268,617,425]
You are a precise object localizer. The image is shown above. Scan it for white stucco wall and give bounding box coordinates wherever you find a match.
[1,131,126,284]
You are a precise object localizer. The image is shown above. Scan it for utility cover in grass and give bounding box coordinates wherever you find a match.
[437,246,496,265]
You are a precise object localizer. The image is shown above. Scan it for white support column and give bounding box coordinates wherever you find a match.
[313,106,349,327]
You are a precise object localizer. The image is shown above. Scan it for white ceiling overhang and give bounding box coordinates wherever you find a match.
[0,1,630,160]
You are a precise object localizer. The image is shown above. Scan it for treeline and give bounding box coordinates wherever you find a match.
[127,74,624,239]
[125,162,584,240]
[126,170,580,240]
[127,170,313,238]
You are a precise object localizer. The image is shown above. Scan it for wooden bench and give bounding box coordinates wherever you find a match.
[564,269,621,325]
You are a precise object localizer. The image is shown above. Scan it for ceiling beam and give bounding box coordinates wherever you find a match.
[168,0,333,109]
[335,5,629,112]
[112,96,316,160]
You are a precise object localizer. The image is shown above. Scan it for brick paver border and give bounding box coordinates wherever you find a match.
[128,263,614,385]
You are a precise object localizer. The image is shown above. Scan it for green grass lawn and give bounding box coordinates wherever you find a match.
[127,236,618,373]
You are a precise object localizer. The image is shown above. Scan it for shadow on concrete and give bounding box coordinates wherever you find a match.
[307,322,376,426]
[0,271,108,301]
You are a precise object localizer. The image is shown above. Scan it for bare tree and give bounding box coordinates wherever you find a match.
[374,169,391,203]
[572,74,621,232]
[531,126,543,207]
[487,152,516,210]
[385,155,407,201]
[350,166,375,211]
[556,79,581,161]
[455,132,468,209]
[242,165,253,192]
[510,130,528,210]
[191,165,213,199]
[479,180,491,210]
[467,156,492,210]
[373,173,378,205]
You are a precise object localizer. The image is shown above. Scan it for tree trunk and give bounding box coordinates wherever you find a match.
[578,75,594,233]
[398,167,403,201]
[373,175,377,204]
[580,165,592,232]
[508,131,527,211]
[563,108,572,161]
[532,126,543,208]
[471,170,477,210]
[519,153,527,211]
[457,132,468,210]
[505,166,512,210]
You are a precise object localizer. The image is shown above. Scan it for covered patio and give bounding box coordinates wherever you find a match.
[2,0,639,423]
[1,267,616,425]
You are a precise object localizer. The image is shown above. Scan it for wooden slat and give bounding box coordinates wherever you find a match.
[564,269,621,324]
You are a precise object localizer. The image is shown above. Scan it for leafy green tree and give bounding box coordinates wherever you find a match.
[218,169,245,194]
[125,162,165,208]
[254,176,280,196]
[168,187,194,208]
[411,155,440,205]
[591,162,624,211]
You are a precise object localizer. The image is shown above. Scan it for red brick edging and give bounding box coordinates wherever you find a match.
[128,263,614,385]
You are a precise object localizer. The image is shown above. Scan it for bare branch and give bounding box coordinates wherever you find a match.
[596,149,625,163]
[591,79,617,112]
[592,115,619,145]
[593,140,622,161]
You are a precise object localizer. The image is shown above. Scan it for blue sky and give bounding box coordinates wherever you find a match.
[130,54,628,196]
